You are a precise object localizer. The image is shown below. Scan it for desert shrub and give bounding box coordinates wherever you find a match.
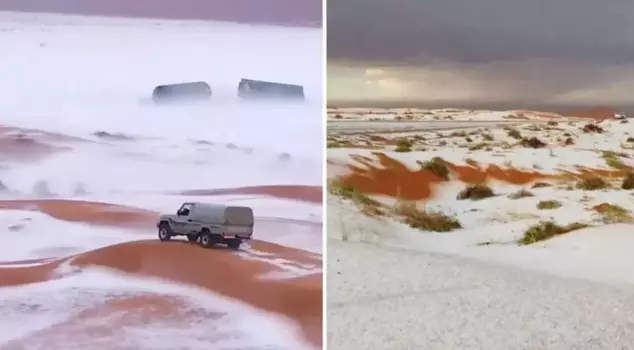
[329,179,362,200]
[576,177,610,190]
[394,201,461,232]
[450,131,468,137]
[328,179,382,215]
[592,203,632,223]
[482,133,494,141]
[520,137,547,149]
[622,173,634,190]
[564,137,575,146]
[519,221,589,245]
[537,200,562,210]
[457,184,495,200]
[421,157,450,180]
[469,142,489,151]
[395,139,412,152]
[603,151,627,169]
[582,124,604,133]
[508,189,534,199]
[531,182,552,189]
[507,128,522,140]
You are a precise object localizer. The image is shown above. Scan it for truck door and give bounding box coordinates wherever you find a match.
[173,203,194,234]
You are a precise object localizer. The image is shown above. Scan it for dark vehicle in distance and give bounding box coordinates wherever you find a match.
[237,78,304,100]
[152,81,212,103]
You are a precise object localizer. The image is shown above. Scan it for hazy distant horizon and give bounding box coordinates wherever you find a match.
[0,0,321,27]
[328,99,634,115]
[328,1,634,107]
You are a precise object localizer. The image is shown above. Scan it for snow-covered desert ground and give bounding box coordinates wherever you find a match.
[0,12,322,350]
[328,107,634,349]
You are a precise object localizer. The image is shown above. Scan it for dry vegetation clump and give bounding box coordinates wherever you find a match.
[592,203,633,223]
[395,139,412,152]
[508,189,534,199]
[519,221,589,245]
[368,135,387,142]
[564,137,575,146]
[327,140,354,148]
[457,184,495,200]
[531,182,552,189]
[576,177,610,190]
[525,126,542,132]
[537,200,562,210]
[469,142,490,151]
[520,137,547,149]
[420,157,451,180]
[602,151,628,170]
[450,131,468,137]
[328,179,384,216]
[394,201,462,232]
[627,137,634,143]
[507,128,522,140]
[482,133,494,141]
[622,173,634,190]
[582,123,604,133]
[547,120,558,126]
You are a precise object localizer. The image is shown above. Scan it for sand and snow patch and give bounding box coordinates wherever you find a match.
[0,210,139,262]
[328,116,634,286]
[0,267,311,350]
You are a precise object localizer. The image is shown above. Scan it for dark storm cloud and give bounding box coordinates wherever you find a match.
[328,0,634,65]
[0,0,321,27]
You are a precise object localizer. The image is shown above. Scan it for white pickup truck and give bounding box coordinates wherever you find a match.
[156,202,254,249]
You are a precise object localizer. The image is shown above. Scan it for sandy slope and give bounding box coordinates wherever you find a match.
[0,12,322,350]
[329,240,634,350]
[328,108,634,349]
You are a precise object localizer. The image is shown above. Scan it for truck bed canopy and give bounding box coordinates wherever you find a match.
[190,203,254,225]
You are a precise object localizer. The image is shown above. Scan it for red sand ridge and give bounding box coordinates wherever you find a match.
[336,153,628,201]
[566,106,617,121]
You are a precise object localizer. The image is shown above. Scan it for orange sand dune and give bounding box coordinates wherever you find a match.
[0,134,68,160]
[180,185,323,204]
[335,152,627,201]
[2,294,226,349]
[566,106,617,121]
[0,125,91,160]
[0,200,157,228]
[0,199,322,347]
[0,241,322,347]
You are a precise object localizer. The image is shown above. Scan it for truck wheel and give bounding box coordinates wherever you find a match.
[158,223,172,241]
[227,239,241,250]
[199,231,216,248]
[186,233,199,242]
